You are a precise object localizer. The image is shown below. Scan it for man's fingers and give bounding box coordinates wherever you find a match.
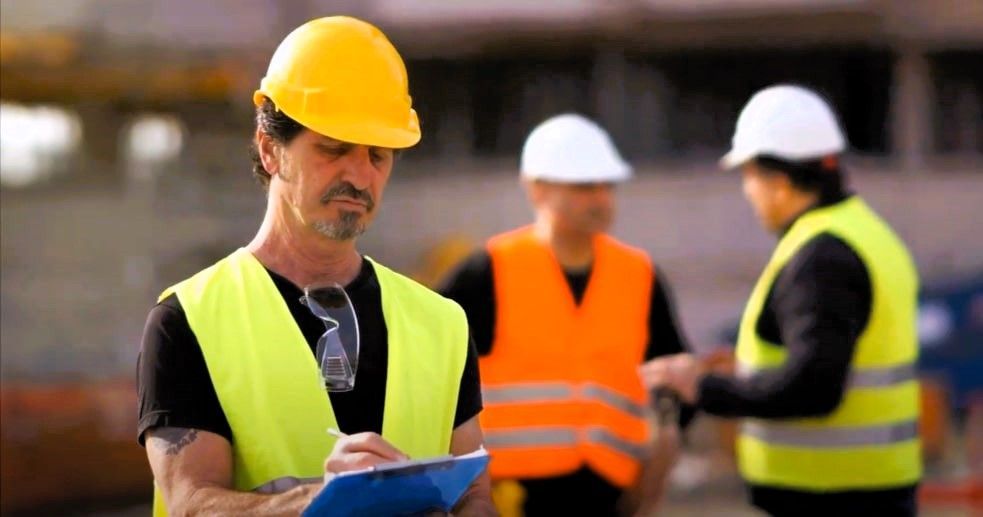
[638,360,673,388]
[640,373,671,388]
[340,432,408,461]
[638,360,668,375]
[324,432,411,476]
[668,353,695,370]
[326,451,393,473]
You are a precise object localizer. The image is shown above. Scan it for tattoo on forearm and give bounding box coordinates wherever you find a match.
[150,427,200,456]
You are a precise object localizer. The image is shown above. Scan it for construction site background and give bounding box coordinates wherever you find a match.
[1,1,981,515]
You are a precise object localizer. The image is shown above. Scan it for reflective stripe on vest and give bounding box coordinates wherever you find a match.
[737,362,916,389]
[483,382,648,419]
[150,250,468,515]
[742,420,919,448]
[584,427,648,460]
[484,427,647,460]
[484,427,578,449]
[482,383,574,405]
[582,384,648,419]
[480,227,653,488]
[252,476,322,495]
[734,197,921,491]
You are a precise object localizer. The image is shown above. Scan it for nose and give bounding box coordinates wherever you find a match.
[341,146,375,191]
[590,184,614,206]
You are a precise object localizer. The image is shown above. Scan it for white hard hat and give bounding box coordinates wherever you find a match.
[720,84,846,169]
[520,113,632,183]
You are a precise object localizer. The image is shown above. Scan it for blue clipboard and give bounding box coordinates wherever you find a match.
[302,450,490,517]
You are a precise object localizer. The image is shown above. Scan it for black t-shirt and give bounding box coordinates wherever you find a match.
[437,249,691,361]
[137,258,483,445]
[437,247,693,514]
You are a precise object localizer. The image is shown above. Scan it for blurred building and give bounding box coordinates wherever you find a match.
[3,0,982,163]
[3,0,980,376]
[1,1,981,513]
[2,0,981,371]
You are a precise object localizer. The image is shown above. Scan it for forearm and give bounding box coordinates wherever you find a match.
[452,473,497,517]
[698,316,858,419]
[697,359,848,419]
[621,426,680,517]
[702,234,868,419]
[646,274,697,429]
[175,483,319,517]
[697,372,789,418]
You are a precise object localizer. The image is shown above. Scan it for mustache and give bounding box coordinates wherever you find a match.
[585,207,609,220]
[320,182,375,211]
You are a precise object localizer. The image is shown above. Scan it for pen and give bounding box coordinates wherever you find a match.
[326,427,347,439]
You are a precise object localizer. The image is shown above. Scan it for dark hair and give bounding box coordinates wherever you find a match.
[755,154,846,202]
[250,97,305,189]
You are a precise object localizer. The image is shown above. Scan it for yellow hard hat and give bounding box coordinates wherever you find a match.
[253,16,420,149]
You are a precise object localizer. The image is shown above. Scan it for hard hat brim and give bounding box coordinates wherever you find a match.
[521,166,633,184]
[304,116,422,149]
[720,145,847,170]
[254,89,421,149]
[719,147,755,170]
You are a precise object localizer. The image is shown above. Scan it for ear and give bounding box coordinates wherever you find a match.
[255,128,280,176]
[522,178,544,206]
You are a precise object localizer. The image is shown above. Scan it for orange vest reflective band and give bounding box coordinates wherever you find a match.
[480,226,653,488]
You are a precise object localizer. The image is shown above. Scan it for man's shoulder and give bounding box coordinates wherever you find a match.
[444,248,493,280]
[157,292,185,313]
[781,232,870,289]
[794,232,866,270]
[370,258,466,313]
[486,226,534,249]
[371,259,470,351]
[143,292,196,350]
[158,250,242,301]
[598,234,653,276]
[431,245,493,297]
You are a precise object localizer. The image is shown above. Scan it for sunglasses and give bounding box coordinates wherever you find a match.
[300,283,360,392]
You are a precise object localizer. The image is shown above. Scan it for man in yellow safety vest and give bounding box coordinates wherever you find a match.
[136,16,495,516]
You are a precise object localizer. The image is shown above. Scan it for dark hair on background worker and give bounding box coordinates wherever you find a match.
[754,154,844,200]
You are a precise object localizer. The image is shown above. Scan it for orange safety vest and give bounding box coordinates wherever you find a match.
[480,226,653,488]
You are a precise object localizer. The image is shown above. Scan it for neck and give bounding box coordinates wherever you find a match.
[246,207,362,288]
[534,218,594,270]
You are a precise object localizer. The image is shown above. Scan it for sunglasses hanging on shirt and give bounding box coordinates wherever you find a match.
[300,283,360,392]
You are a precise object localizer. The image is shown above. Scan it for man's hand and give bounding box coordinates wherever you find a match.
[638,353,707,404]
[324,432,408,479]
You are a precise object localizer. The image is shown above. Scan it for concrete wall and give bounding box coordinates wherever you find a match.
[365,160,983,348]
[2,160,980,380]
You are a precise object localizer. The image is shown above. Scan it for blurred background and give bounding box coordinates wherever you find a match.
[1,0,981,515]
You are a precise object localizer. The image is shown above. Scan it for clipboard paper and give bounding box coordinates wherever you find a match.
[302,448,490,516]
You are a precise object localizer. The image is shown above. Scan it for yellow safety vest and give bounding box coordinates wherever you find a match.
[736,197,922,491]
[151,248,468,515]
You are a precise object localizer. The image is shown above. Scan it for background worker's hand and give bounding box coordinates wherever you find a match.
[323,432,409,480]
[638,353,706,404]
